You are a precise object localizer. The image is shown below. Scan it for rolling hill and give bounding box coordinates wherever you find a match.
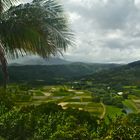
[82,60,140,87]
[0,62,120,85]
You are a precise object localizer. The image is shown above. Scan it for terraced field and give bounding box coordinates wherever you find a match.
[123,86,140,113]
[123,99,138,113]
[16,85,140,119]
[27,86,104,117]
[132,99,140,111]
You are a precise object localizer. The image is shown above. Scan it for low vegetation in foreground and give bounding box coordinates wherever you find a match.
[0,84,140,139]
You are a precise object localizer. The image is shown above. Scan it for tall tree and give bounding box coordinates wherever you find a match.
[0,0,73,87]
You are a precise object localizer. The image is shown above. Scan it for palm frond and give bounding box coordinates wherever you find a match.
[0,0,74,59]
[0,0,19,13]
[0,0,74,87]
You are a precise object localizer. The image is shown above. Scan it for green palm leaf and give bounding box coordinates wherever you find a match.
[0,0,19,13]
[0,0,74,87]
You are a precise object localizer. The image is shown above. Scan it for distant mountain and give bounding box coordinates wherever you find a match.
[5,59,140,87]
[82,60,140,87]
[0,62,120,85]
[9,57,71,66]
[127,60,140,67]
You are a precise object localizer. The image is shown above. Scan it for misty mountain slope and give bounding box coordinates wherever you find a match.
[0,63,120,84]
[83,60,140,86]
[9,57,71,66]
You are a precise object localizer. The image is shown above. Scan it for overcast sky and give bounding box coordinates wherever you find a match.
[14,0,140,64]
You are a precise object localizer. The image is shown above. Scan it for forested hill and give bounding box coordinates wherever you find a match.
[83,60,140,87]
[0,63,119,85]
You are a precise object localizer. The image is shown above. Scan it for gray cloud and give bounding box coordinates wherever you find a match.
[60,0,140,63]
[13,0,140,63]
[90,0,136,29]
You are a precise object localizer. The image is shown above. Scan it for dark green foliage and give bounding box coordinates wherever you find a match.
[102,114,140,140]
[0,102,98,140]
[0,63,118,85]
[122,93,128,99]
[91,88,124,108]
[0,88,14,114]
[92,96,100,102]
[49,120,91,140]
[102,96,123,108]
[82,61,140,89]
[0,87,140,140]
[5,84,32,102]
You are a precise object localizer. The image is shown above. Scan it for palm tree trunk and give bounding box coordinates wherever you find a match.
[0,42,8,89]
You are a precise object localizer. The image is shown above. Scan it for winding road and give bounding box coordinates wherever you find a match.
[100,102,106,119]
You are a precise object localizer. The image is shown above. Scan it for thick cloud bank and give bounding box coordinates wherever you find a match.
[14,0,140,63]
[62,0,140,63]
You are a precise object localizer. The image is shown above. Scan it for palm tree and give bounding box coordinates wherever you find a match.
[0,0,73,88]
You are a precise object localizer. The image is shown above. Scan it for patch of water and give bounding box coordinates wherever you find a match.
[124,106,133,114]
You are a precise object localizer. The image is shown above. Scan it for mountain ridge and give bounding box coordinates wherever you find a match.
[81,60,140,88]
[0,62,121,85]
